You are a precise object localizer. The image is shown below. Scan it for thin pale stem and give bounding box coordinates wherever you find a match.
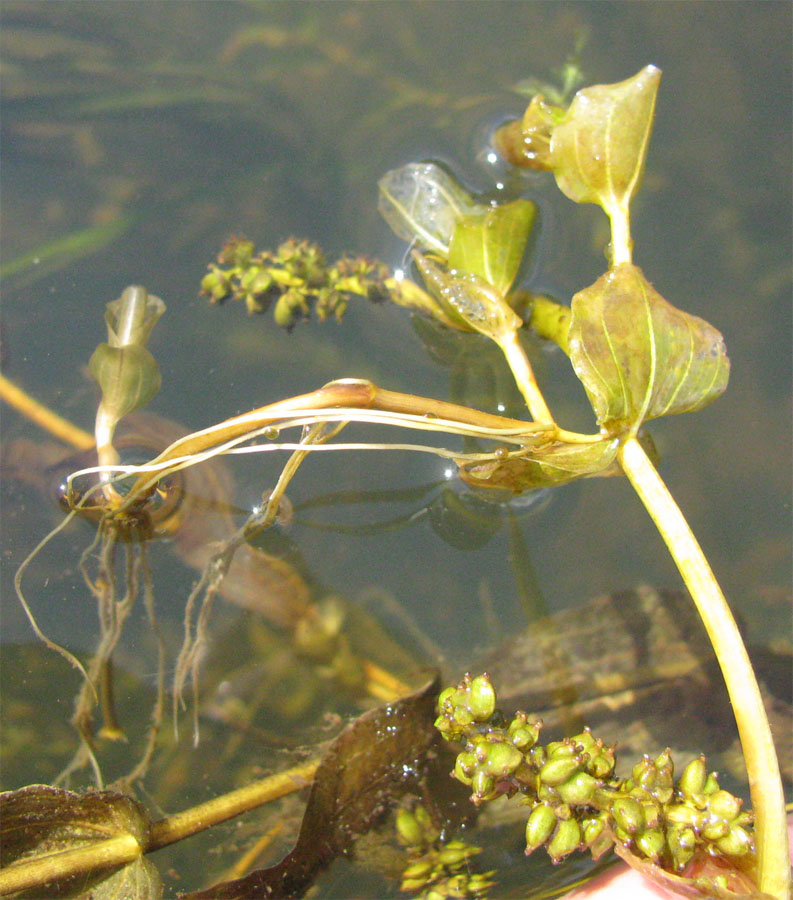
[119,379,550,504]
[618,435,789,900]
[497,330,556,425]
[608,204,633,267]
[252,421,345,535]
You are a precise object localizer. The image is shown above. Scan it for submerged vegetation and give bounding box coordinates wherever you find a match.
[0,38,789,900]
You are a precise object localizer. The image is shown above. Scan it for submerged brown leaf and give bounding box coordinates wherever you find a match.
[186,676,441,900]
[0,784,160,898]
[568,263,729,433]
[457,437,619,493]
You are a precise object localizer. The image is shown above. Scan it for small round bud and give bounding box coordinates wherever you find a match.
[708,789,742,822]
[665,802,701,828]
[525,803,557,851]
[715,825,753,857]
[401,859,432,881]
[540,756,582,787]
[636,828,665,862]
[437,844,474,867]
[667,824,697,870]
[482,740,523,777]
[468,675,496,721]
[454,751,476,785]
[396,808,423,846]
[558,771,598,806]
[678,756,707,797]
[548,818,581,862]
[471,769,495,802]
[582,815,605,847]
[612,796,645,836]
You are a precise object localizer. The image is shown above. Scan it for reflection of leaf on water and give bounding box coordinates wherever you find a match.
[186,677,440,900]
[0,784,161,899]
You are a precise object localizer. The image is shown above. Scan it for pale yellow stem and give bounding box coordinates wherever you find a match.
[608,203,633,267]
[122,379,544,503]
[618,436,789,900]
[0,762,320,894]
[0,834,141,894]
[147,760,319,850]
[497,330,555,425]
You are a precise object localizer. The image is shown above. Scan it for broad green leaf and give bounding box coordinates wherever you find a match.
[0,783,160,898]
[89,343,162,422]
[550,66,661,218]
[413,251,521,340]
[568,263,730,433]
[447,199,536,293]
[457,437,619,493]
[377,162,484,257]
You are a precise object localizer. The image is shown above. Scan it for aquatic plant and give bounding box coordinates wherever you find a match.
[190,65,787,898]
[2,65,788,898]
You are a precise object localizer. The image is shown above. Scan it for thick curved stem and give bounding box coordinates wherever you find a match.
[618,436,789,900]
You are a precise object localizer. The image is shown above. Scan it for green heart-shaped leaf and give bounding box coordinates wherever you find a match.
[569,263,729,433]
[448,199,536,293]
[550,66,661,219]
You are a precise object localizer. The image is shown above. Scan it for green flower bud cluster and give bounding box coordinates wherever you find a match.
[435,674,755,877]
[664,756,754,869]
[435,674,541,805]
[396,805,495,899]
[523,729,617,862]
[435,674,499,741]
[200,236,395,328]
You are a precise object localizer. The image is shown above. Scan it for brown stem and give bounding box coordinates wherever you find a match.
[123,378,541,502]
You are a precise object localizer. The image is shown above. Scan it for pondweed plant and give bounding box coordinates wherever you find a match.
[6,66,788,898]
[194,66,786,898]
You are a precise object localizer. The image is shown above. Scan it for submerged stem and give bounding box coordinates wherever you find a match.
[147,759,319,851]
[618,436,789,900]
[0,762,320,895]
[0,372,94,449]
